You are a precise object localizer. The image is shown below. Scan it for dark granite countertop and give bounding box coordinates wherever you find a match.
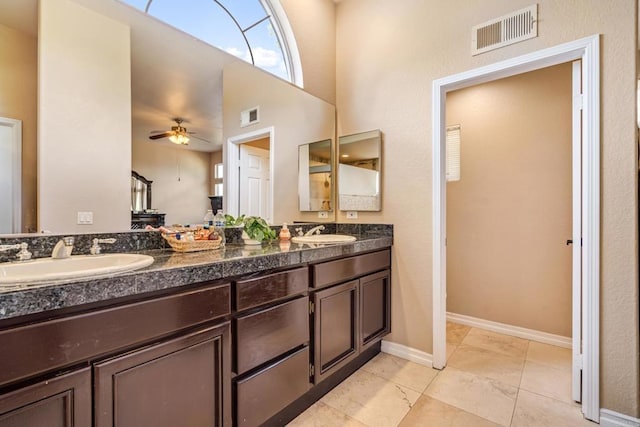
[0,224,392,321]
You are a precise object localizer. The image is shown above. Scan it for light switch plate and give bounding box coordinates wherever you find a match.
[317,211,329,219]
[346,211,358,219]
[77,211,93,225]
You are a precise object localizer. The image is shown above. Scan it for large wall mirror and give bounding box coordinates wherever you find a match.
[338,130,382,211]
[0,0,335,235]
[298,139,333,212]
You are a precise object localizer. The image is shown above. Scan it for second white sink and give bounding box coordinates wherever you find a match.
[0,254,154,285]
[291,234,356,244]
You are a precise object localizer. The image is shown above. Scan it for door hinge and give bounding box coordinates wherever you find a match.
[309,364,315,377]
[309,301,315,314]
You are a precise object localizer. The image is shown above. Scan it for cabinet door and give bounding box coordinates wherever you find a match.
[360,270,391,350]
[313,280,359,384]
[94,323,231,427]
[0,367,91,427]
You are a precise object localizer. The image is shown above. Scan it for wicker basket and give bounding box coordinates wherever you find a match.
[162,233,223,252]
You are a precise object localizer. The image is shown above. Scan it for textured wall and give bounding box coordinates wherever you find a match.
[132,140,211,226]
[39,0,131,233]
[0,24,37,232]
[446,63,573,337]
[336,0,638,417]
[280,0,336,104]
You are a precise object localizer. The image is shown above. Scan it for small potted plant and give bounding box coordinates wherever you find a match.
[225,214,276,245]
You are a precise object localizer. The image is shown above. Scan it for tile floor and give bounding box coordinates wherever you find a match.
[288,322,594,427]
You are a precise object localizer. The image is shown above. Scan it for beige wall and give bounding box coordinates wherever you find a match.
[38,0,131,233]
[132,140,211,226]
[336,0,638,417]
[223,60,336,224]
[0,24,37,232]
[280,0,336,104]
[446,63,572,337]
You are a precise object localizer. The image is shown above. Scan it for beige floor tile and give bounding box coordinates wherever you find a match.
[446,343,458,361]
[399,395,501,427]
[520,360,573,403]
[425,367,518,426]
[361,353,439,393]
[287,401,367,427]
[512,390,592,426]
[526,341,572,372]
[321,369,421,427]
[461,328,529,359]
[446,344,525,386]
[447,321,471,345]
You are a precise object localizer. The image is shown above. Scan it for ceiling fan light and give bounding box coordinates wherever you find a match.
[169,134,190,145]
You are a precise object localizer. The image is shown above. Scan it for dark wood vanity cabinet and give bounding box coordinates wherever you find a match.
[360,270,391,350]
[312,280,360,384]
[0,368,92,427]
[233,267,311,426]
[0,282,232,427]
[94,323,230,427]
[311,249,391,384]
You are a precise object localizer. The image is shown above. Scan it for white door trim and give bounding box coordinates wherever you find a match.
[571,59,583,403]
[431,35,600,422]
[225,126,275,222]
[0,117,22,234]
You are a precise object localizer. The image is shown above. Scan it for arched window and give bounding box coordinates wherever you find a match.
[121,0,302,85]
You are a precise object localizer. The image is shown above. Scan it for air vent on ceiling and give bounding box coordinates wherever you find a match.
[471,4,537,56]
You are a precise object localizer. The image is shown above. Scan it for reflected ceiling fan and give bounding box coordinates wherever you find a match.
[148,118,211,145]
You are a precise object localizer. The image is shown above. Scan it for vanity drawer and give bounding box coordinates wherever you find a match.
[0,282,231,388]
[312,249,391,288]
[235,296,309,374]
[236,346,310,427]
[235,266,308,311]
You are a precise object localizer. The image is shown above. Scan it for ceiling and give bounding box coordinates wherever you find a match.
[0,0,243,152]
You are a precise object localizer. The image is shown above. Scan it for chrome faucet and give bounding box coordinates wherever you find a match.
[52,237,74,259]
[91,238,116,255]
[0,242,32,261]
[304,225,325,237]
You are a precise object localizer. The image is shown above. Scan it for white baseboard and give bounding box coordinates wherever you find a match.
[600,409,640,427]
[381,340,433,368]
[447,312,572,348]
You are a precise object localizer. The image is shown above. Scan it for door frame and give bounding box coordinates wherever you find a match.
[0,117,22,234]
[225,126,275,222]
[431,35,600,422]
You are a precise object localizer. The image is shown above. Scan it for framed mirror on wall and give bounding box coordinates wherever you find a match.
[298,139,333,212]
[338,130,382,212]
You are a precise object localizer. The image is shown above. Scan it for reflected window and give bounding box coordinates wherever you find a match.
[120,0,299,83]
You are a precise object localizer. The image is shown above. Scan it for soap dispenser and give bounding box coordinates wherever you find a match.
[279,223,291,241]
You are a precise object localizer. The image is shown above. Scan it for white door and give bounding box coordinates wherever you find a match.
[0,117,22,234]
[571,60,583,403]
[239,145,271,222]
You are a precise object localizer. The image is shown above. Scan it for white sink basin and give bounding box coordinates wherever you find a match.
[291,234,357,244]
[0,254,154,285]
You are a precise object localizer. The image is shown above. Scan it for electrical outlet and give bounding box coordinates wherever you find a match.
[346,211,358,219]
[77,211,93,225]
[317,211,329,219]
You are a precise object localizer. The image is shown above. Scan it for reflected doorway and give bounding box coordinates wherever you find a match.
[0,117,22,234]
[225,127,274,223]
